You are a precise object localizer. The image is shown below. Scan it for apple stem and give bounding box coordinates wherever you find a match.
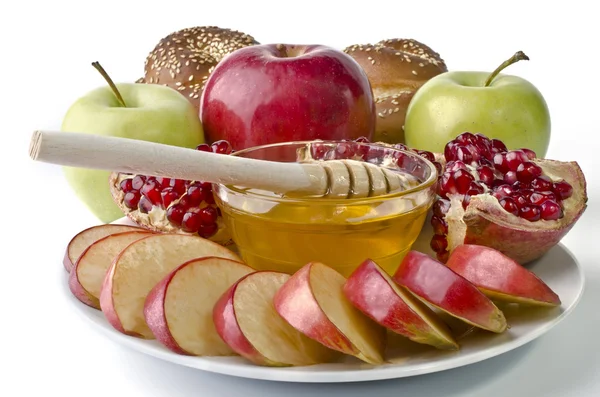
[483,51,530,87]
[92,61,127,107]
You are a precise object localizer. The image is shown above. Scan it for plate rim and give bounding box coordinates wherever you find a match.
[61,241,586,383]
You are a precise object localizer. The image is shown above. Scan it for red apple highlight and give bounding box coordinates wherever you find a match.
[200,44,375,150]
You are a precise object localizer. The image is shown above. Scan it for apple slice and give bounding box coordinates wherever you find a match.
[69,230,153,309]
[274,262,386,364]
[63,224,147,272]
[393,251,507,333]
[144,257,254,356]
[344,259,459,350]
[100,233,241,338]
[446,244,561,307]
[213,271,338,366]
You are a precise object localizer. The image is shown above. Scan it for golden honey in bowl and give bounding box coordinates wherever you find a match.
[213,141,437,277]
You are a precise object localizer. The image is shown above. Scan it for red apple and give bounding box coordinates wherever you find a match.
[393,251,507,333]
[445,244,561,306]
[200,43,375,150]
[343,259,459,350]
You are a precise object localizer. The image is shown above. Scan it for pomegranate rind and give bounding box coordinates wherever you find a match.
[108,172,233,246]
[446,159,587,264]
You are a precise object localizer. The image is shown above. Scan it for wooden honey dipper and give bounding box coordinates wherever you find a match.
[29,130,422,199]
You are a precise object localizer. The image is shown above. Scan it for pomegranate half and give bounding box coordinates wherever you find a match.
[429,132,587,264]
[108,141,234,246]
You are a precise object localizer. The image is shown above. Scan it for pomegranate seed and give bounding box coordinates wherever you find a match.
[552,180,573,200]
[178,196,193,210]
[436,251,450,263]
[131,175,146,191]
[182,212,202,233]
[477,157,494,168]
[540,200,563,220]
[138,196,153,213]
[123,191,141,209]
[467,181,485,195]
[431,216,448,235]
[354,143,370,160]
[492,184,514,199]
[430,234,448,253]
[503,171,518,184]
[493,153,509,173]
[199,206,218,224]
[453,169,475,194]
[520,189,535,200]
[166,205,185,226]
[529,191,558,206]
[530,176,553,192]
[433,199,451,218]
[520,148,537,160]
[455,146,474,164]
[334,142,356,159]
[439,172,457,198]
[311,143,330,160]
[511,193,529,209]
[512,181,526,191]
[211,140,233,154]
[198,223,218,239]
[161,188,180,208]
[499,197,519,216]
[491,139,508,153]
[444,142,459,161]
[119,178,133,192]
[446,160,468,173]
[473,134,492,160]
[516,161,543,184]
[144,188,162,206]
[416,150,435,162]
[456,132,476,144]
[477,165,495,186]
[205,191,216,204]
[196,143,212,152]
[519,205,541,221]
[505,150,529,171]
[169,179,186,195]
[491,178,506,188]
[141,179,159,196]
[187,183,207,205]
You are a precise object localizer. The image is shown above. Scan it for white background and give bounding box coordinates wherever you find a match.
[3,1,599,396]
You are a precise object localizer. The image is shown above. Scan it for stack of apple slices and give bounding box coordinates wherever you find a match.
[64,224,561,367]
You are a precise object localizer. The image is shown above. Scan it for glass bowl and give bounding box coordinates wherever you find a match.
[213,141,438,277]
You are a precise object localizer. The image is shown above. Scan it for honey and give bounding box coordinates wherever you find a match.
[215,185,433,277]
[213,140,438,277]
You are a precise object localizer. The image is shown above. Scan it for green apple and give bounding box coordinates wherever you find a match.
[61,62,204,223]
[404,52,551,157]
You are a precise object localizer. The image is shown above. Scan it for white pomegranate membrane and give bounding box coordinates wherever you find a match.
[431,132,572,262]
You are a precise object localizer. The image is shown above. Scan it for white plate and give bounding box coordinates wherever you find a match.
[62,218,585,383]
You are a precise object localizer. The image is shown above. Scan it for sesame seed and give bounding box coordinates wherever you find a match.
[391,100,399,105]
[393,108,399,113]
[188,75,194,81]
[412,70,418,75]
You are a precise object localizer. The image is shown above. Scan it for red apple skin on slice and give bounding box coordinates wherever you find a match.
[143,257,254,356]
[274,262,386,364]
[99,233,241,338]
[69,230,153,309]
[344,259,459,350]
[63,224,147,272]
[213,271,337,366]
[446,244,561,306]
[393,251,507,333]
